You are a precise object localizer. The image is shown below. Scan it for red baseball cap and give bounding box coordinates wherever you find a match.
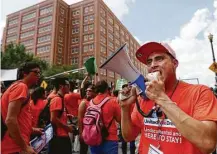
[136,42,177,64]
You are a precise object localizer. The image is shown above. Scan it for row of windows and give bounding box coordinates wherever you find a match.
[72,20,79,25]
[84,5,94,13]
[72,46,79,54]
[84,15,94,22]
[83,24,94,32]
[40,6,53,16]
[22,12,36,22]
[7,27,17,34]
[20,39,33,46]
[83,34,94,41]
[21,21,35,30]
[6,35,17,43]
[38,25,52,33]
[38,35,51,43]
[37,45,50,53]
[71,57,78,64]
[20,31,34,39]
[83,44,94,52]
[72,28,79,34]
[72,10,80,16]
[100,35,106,44]
[8,19,18,26]
[39,16,52,25]
[72,37,79,43]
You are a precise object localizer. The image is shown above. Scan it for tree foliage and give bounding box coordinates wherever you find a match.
[1,43,49,70]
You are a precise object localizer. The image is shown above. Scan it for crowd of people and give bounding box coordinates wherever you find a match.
[1,41,217,154]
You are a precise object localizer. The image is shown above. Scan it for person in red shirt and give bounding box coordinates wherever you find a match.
[31,87,46,128]
[120,42,217,154]
[48,77,74,154]
[1,62,42,154]
[89,80,121,154]
[78,84,97,154]
[64,80,81,117]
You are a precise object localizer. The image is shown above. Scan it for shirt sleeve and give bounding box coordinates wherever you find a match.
[50,97,63,112]
[193,86,217,121]
[8,83,28,102]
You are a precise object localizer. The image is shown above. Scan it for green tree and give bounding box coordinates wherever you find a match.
[1,43,49,70]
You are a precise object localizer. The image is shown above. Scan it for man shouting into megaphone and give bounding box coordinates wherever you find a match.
[119,42,217,154]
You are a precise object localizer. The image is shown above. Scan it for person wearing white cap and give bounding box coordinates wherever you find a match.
[119,42,217,154]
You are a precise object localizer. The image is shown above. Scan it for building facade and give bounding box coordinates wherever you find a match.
[2,0,146,83]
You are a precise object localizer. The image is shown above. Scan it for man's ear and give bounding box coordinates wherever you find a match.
[173,59,179,68]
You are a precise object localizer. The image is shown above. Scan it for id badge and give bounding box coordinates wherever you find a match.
[148,144,164,154]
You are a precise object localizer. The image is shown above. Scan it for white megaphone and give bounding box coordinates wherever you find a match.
[100,43,146,98]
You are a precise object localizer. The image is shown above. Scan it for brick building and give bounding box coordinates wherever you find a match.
[2,0,146,83]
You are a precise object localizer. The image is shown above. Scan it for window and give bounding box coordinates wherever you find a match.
[58,47,63,53]
[20,31,34,39]
[20,39,33,46]
[89,6,93,12]
[21,22,35,30]
[60,8,65,15]
[22,12,36,22]
[39,16,52,24]
[89,15,94,21]
[109,41,114,48]
[115,23,119,30]
[8,19,18,26]
[89,44,94,51]
[100,35,106,44]
[89,34,94,40]
[108,50,113,56]
[72,20,79,25]
[115,31,120,38]
[83,45,88,52]
[37,45,50,53]
[7,27,17,34]
[60,18,64,24]
[89,24,94,30]
[100,56,107,65]
[83,25,88,32]
[6,35,17,43]
[72,57,78,64]
[101,17,105,25]
[72,28,79,34]
[115,39,120,45]
[72,46,79,54]
[72,10,80,16]
[108,16,114,24]
[100,8,106,17]
[84,16,88,22]
[59,36,63,43]
[40,7,53,15]
[100,45,106,54]
[84,7,88,13]
[108,33,113,40]
[59,27,63,33]
[83,35,88,41]
[38,35,51,43]
[100,26,106,34]
[108,24,113,33]
[72,37,79,43]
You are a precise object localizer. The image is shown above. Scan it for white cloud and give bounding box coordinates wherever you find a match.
[166,0,217,87]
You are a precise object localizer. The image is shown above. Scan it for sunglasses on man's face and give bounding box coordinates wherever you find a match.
[30,70,41,76]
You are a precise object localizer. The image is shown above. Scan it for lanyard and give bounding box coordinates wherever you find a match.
[155,80,179,149]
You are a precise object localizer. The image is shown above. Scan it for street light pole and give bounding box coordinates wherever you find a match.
[208,33,217,90]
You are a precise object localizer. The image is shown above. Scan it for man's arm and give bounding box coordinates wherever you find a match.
[78,100,86,135]
[158,100,217,154]
[50,110,73,133]
[5,99,36,153]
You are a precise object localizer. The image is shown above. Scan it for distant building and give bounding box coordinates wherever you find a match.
[2,0,145,83]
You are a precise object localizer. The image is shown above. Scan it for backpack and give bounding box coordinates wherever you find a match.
[1,81,30,140]
[82,97,113,146]
[37,94,64,129]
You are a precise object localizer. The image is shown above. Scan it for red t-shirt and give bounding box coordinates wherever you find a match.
[92,94,121,141]
[31,99,47,127]
[49,95,68,137]
[1,81,32,154]
[64,92,81,116]
[131,81,217,154]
